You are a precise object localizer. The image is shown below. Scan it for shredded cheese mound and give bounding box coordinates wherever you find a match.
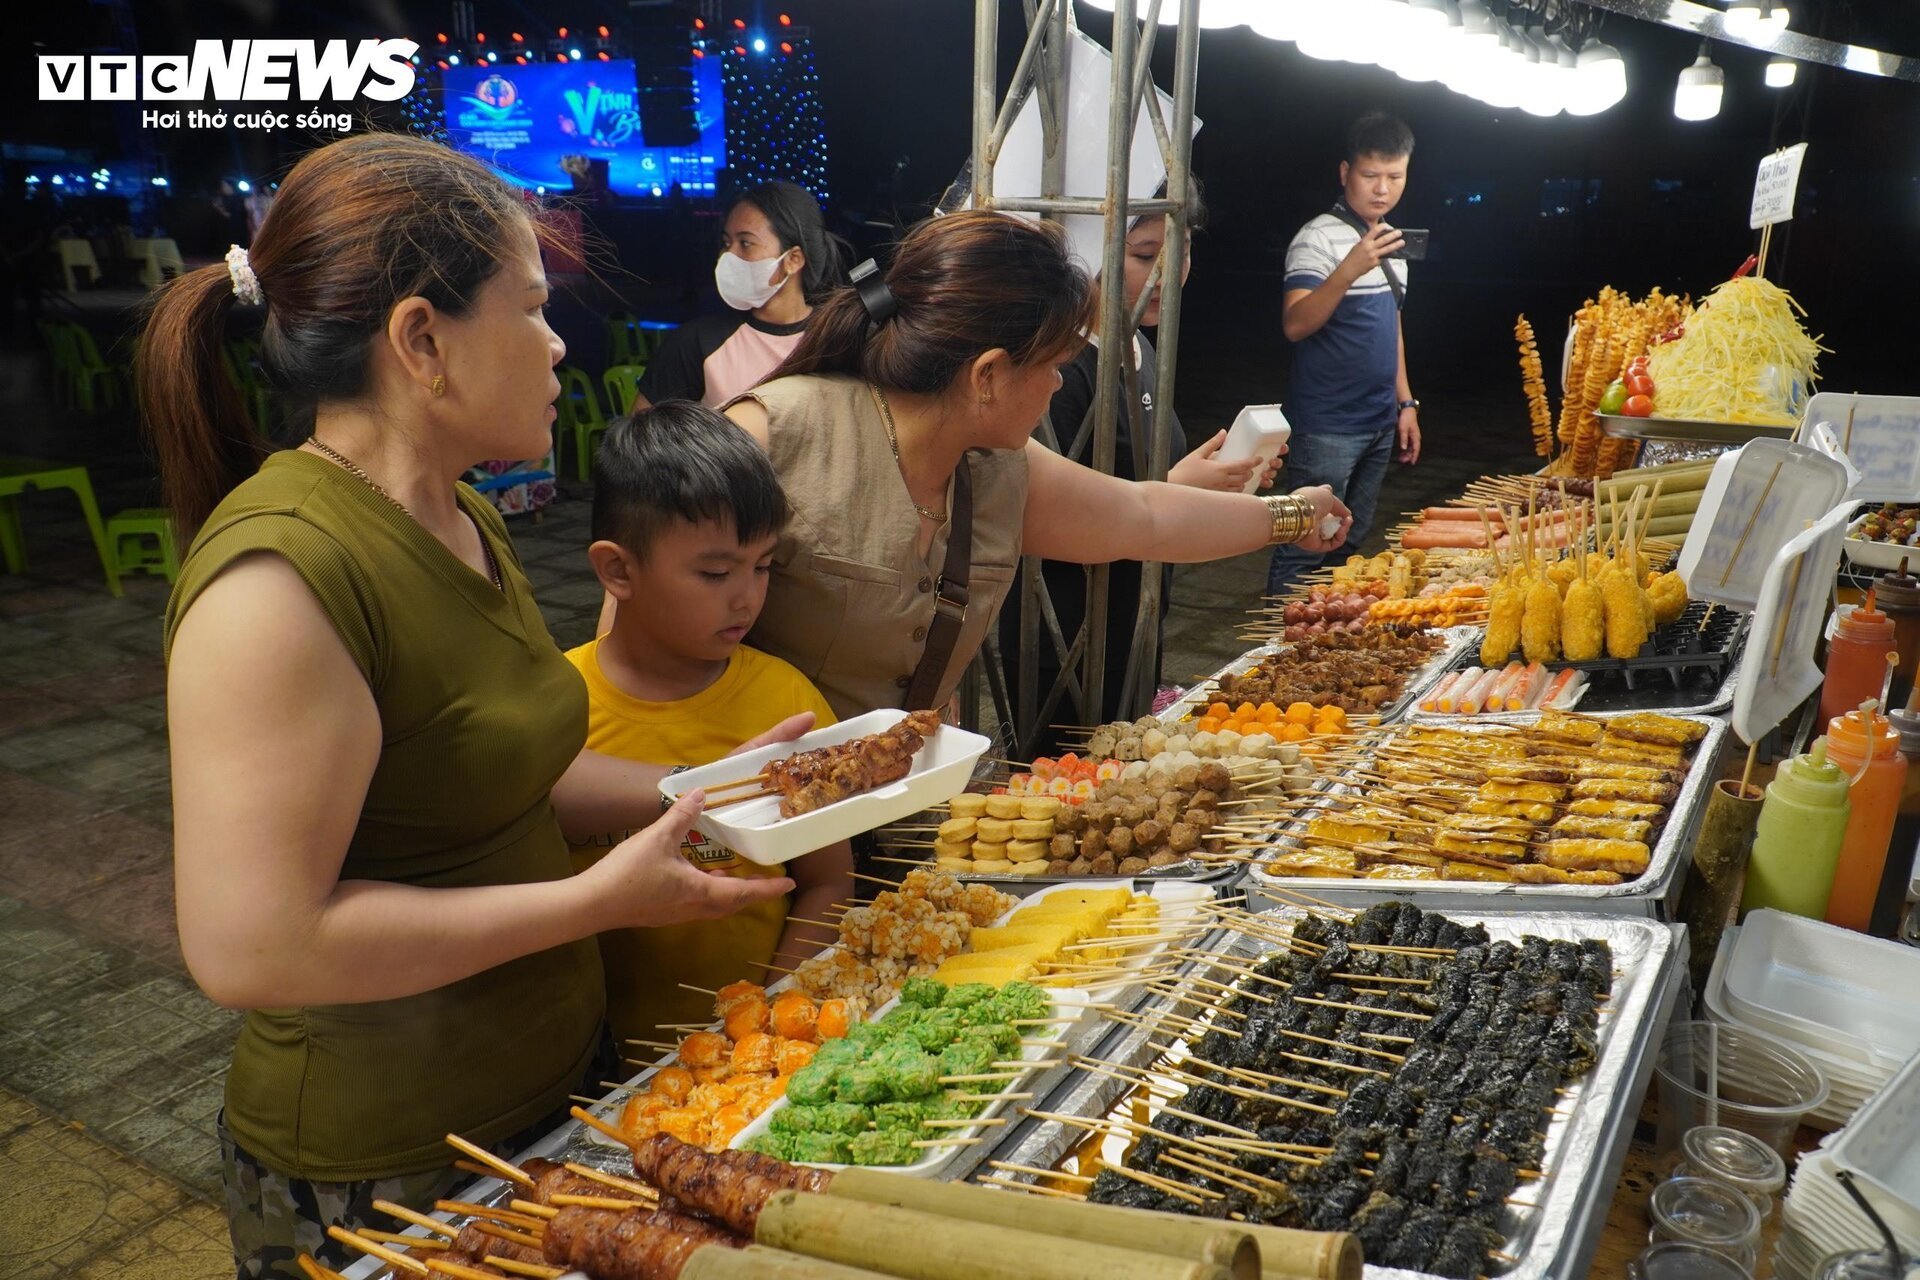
[1645,277,1826,426]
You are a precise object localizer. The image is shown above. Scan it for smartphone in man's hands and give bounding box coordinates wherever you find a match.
[1387,229,1430,261]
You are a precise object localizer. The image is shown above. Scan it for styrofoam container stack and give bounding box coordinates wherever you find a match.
[1769,1046,1920,1280]
[1701,911,1920,1129]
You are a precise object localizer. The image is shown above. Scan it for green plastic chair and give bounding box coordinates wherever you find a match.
[61,324,127,413]
[106,508,180,584]
[602,363,649,418]
[554,365,610,481]
[0,456,120,596]
[604,312,644,368]
[37,321,78,408]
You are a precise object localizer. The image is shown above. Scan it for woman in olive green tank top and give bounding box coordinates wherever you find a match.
[143,135,800,1279]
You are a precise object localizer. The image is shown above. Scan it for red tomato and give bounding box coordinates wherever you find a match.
[1626,373,1654,397]
[1622,394,1654,417]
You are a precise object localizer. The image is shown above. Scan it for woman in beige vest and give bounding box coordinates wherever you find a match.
[144,135,801,1278]
[726,210,1349,721]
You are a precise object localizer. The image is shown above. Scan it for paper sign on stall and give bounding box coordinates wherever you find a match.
[1800,393,1920,503]
[1732,500,1855,747]
[957,30,1201,275]
[1677,437,1852,612]
[1751,143,1808,229]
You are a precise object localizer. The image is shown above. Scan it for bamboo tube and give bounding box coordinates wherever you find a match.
[1680,777,1764,993]
[825,1169,1267,1279]
[755,1190,1233,1280]
[683,1244,907,1280]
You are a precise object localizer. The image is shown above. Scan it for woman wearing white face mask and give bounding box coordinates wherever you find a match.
[630,182,849,411]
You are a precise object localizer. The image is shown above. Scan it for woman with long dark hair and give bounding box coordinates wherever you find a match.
[632,179,849,410]
[144,133,800,1277]
[726,209,1350,722]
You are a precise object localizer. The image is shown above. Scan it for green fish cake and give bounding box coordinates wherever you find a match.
[942,982,998,1008]
[900,975,947,1008]
[848,1129,921,1166]
[831,1062,891,1104]
[788,1131,854,1164]
[785,1063,837,1107]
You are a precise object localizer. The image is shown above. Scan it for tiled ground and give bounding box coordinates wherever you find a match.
[0,311,1529,1275]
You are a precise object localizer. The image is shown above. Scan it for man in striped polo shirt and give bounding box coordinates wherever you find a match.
[1267,112,1422,598]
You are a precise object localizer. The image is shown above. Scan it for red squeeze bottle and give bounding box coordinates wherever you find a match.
[1823,704,1908,933]
[1818,588,1897,728]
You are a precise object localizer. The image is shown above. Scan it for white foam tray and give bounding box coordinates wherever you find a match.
[1843,512,1920,572]
[728,984,1095,1178]
[1829,1045,1920,1240]
[660,710,990,865]
[580,877,1213,1150]
[1720,910,1920,1071]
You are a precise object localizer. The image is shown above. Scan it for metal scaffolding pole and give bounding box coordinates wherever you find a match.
[970,0,1202,756]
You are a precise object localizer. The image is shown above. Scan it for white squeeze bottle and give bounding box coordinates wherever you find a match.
[1218,404,1293,495]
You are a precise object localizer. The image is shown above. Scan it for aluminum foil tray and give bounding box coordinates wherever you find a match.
[1159,626,1483,731]
[1244,713,1728,918]
[978,908,1685,1280]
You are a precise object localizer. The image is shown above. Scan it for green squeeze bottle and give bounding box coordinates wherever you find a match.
[1740,738,1854,921]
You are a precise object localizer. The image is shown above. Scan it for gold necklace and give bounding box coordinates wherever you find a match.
[869,382,948,524]
[306,437,503,590]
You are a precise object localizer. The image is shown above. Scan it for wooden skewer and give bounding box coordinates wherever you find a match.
[443,1134,533,1188]
[472,1221,547,1251]
[911,1137,986,1149]
[296,1257,350,1280]
[508,1200,562,1219]
[977,1175,1090,1200]
[357,1229,451,1250]
[450,1159,496,1180]
[701,771,771,794]
[485,1259,566,1280]
[434,1202,546,1231]
[550,1193,653,1211]
[989,1160,1097,1184]
[374,1200,458,1238]
[563,1162,657,1199]
[429,1260,524,1280]
[1158,1151,1272,1199]
[570,1104,632,1148]
[706,787,774,809]
[923,1116,1008,1128]
[324,1225,428,1276]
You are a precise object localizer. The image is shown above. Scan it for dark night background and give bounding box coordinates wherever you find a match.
[8,0,1920,449]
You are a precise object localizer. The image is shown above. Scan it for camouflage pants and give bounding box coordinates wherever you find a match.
[219,1110,567,1280]
[217,1035,616,1278]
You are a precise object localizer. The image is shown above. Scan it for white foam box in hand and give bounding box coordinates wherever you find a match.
[659,710,990,865]
[1218,404,1292,495]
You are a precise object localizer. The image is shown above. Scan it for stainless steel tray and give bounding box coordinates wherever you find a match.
[979,908,1686,1280]
[1598,412,1796,445]
[1243,713,1728,918]
[1410,622,1749,721]
[1157,627,1482,731]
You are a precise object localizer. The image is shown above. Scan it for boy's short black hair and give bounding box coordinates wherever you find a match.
[1346,112,1415,164]
[590,400,791,561]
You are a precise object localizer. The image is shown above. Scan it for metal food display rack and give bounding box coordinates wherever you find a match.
[1244,714,1728,919]
[1596,412,1797,445]
[979,908,1687,1280]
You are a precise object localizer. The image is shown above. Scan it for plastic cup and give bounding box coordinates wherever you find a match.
[1648,1177,1761,1270]
[1654,1021,1829,1162]
[1630,1241,1753,1279]
[1674,1125,1787,1225]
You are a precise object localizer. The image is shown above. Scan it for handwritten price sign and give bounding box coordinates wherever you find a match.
[1750,143,1808,230]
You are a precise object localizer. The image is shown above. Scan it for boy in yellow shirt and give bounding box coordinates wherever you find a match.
[568,403,851,1042]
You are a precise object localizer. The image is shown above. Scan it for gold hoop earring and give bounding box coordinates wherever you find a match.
[430,375,446,397]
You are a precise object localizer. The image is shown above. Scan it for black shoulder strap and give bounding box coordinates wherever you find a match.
[1327,201,1404,312]
[903,459,972,711]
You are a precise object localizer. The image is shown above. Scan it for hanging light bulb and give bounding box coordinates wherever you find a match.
[1568,39,1627,115]
[1249,0,1304,40]
[1387,0,1453,81]
[1442,0,1499,94]
[1753,1,1792,39]
[1673,43,1724,120]
[1765,55,1797,87]
[1517,28,1565,116]
[1474,23,1526,108]
[1723,0,1763,36]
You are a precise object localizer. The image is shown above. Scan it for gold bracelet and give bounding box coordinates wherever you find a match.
[1261,494,1309,545]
